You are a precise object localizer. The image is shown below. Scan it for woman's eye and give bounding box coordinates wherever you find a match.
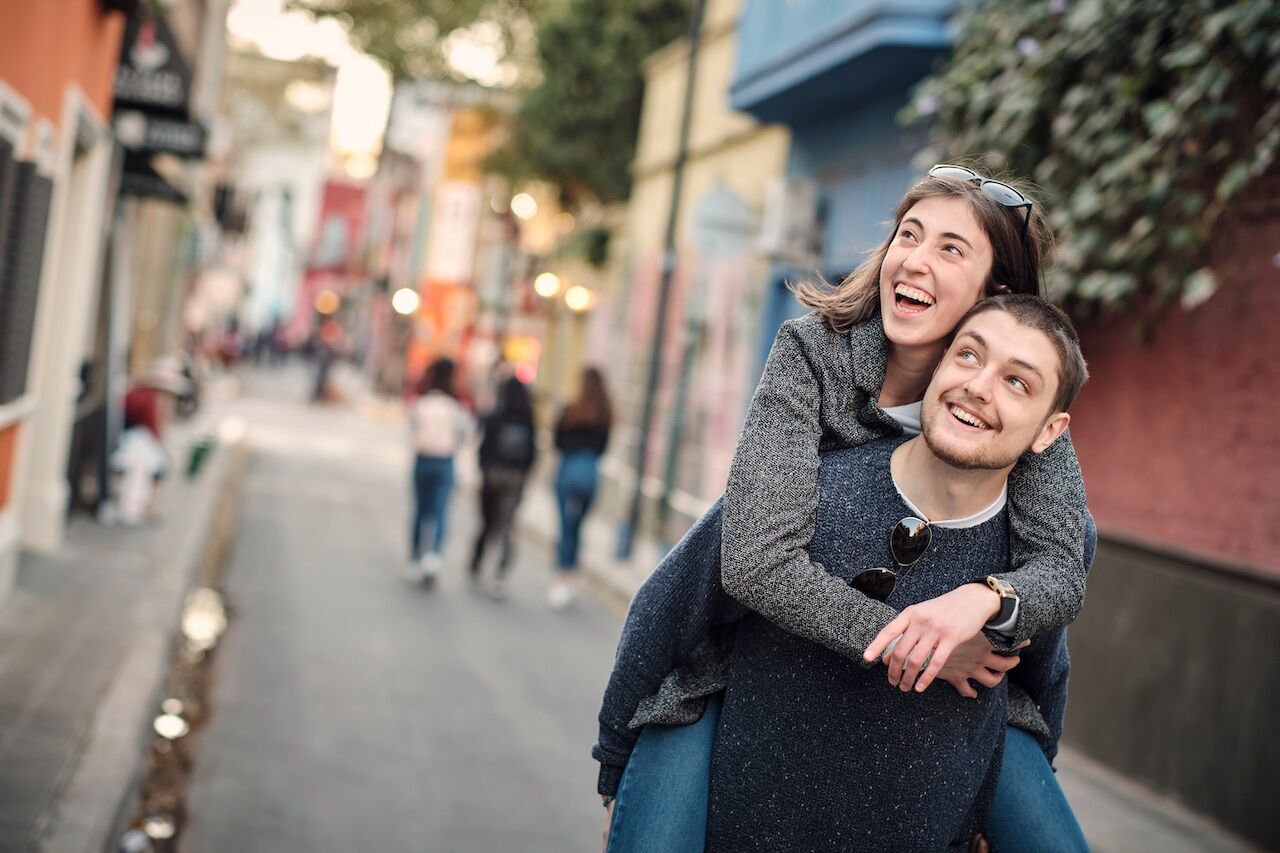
[898,229,918,241]
[943,244,963,256]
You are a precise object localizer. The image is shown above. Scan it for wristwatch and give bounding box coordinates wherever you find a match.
[985,575,1019,627]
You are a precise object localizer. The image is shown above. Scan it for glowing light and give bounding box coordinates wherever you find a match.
[511,193,538,220]
[555,211,576,233]
[154,714,190,740]
[565,285,592,313]
[392,288,421,315]
[314,289,340,315]
[533,272,561,298]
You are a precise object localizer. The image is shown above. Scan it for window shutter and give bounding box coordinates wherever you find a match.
[0,162,54,404]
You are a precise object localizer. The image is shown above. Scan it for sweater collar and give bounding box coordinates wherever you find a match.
[848,314,891,400]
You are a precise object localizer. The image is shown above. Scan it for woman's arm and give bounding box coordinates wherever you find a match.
[594,499,740,796]
[995,432,1088,644]
[720,318,898,661]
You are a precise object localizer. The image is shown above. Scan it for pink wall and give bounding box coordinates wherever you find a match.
[1069,186,1280,575]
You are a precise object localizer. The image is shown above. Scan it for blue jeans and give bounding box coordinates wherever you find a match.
[987,726,1089,852]
[411,454,454,559]
[554,451,599,570]
[609,702,1085,852]
[606,695,721,853]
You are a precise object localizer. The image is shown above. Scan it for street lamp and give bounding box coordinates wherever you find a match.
[564,284,592,313]
[534,272,561,299]
[391,287,420,315]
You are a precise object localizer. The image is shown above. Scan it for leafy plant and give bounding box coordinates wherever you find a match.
[905,0,1280,320]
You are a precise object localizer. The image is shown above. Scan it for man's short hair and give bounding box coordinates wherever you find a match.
[957,294,1089,413]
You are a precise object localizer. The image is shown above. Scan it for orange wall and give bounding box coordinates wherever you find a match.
[0,1,124,128]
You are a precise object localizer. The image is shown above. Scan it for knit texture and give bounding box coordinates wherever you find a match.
[707,437,1007,852]
[721,313,1089,660]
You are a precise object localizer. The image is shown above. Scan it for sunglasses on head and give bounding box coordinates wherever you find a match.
[928,164,1033,242]
[850,516,932,602]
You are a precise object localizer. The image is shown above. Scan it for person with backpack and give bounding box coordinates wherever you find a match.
[470,377,538,598]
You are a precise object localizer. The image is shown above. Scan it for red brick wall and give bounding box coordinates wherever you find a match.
[1069,185,1280,575]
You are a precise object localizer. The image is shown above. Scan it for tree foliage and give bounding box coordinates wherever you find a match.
[487,0,691,207]
[906,0,1280,318]
[287,0,543,83]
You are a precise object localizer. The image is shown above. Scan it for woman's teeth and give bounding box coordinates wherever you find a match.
[895,283,935,311]
[949,405,990,429]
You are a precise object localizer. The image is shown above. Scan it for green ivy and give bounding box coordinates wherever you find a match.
[905,0,1280,319]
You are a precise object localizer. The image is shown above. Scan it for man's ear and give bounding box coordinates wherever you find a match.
[1030,411,1070,454]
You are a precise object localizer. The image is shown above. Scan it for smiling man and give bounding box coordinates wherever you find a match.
[700,294,1089,851]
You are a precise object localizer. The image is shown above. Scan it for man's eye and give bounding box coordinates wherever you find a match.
[1007,377,1027,391]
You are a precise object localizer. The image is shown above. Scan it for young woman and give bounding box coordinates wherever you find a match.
[470,376,537,599]
[549,367,613,609]
[407,357,469,585]
[597,166,1091,851]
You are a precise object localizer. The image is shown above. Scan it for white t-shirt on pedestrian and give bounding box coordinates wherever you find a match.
[410,391,469,457]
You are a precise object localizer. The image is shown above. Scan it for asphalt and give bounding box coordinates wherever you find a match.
[0,361,1260,852]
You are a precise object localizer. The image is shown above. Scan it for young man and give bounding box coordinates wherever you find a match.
[595,295,1090,851]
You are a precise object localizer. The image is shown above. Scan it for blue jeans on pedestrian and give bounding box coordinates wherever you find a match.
[606,695,721,853]
[411,454,454,559]
[554,451,599,571]
[608,698,1084,852]
[987,726,1089,852]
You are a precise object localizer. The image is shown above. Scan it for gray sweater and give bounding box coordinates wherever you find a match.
[708,437,1007,852]
[721,313,1088,658]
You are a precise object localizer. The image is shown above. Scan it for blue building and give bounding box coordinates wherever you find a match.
[729,0,954,358]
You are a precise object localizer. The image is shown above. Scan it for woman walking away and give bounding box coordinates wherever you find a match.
[550,367,612,609]
[408,357,469,586]
[471,377,537,599]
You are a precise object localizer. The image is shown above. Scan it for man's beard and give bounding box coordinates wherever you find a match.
[921,402,1024,471]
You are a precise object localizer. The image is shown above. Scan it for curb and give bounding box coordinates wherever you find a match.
[39,422,250,853]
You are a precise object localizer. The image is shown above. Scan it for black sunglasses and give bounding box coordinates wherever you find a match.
[850,517,932,602]
[928,164,1033,242]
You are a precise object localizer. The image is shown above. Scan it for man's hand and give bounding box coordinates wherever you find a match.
[863,583,1002,692]
[936,635,1028,698]
[601,799,615,851]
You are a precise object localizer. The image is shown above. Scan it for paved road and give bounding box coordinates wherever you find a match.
[183,368,617,853]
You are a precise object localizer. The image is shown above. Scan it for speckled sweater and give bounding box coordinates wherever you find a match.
[708,437,1007,852]
[720,313,1088,660]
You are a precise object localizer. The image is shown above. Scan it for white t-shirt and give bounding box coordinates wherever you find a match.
[409,392,469,457]
[882,401,923,436]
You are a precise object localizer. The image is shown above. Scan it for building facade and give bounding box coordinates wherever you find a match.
[0,0,126,597]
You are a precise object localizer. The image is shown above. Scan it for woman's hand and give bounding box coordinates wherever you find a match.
[601,799,614,851]
[934,635,1027,698]
[863,583,1002,692]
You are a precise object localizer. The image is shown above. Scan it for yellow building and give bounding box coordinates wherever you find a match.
[605,0,790,533]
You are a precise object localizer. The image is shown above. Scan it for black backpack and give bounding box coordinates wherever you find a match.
[488,419,534,469]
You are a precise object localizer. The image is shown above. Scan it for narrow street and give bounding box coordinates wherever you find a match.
[181,367,617,853]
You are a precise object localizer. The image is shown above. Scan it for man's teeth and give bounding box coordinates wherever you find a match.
[949,405,990,429]
[895,283,935,306]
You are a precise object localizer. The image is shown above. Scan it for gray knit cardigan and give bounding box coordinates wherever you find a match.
[720,313,1088,658]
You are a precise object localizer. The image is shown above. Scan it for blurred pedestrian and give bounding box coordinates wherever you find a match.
[111,358,191,524]
[470,377,537,599]
[549,367,612,609]
[407,357,469,585]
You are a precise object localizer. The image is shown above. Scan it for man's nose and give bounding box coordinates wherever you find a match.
[964,368,996,402]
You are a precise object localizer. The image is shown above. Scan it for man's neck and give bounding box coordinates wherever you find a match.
[879,344,945,408]
[890,437,1012,522]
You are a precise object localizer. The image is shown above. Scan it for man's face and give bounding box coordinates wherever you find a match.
[921,310,1071,470]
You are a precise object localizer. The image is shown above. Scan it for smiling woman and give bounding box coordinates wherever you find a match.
[595,165,1094,853]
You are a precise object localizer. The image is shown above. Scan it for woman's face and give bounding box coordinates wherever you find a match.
[878,196,995,351]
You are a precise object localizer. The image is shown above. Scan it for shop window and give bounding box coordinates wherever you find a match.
[0,161,54,404]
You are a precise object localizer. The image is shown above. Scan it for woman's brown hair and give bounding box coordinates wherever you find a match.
[560,367,612,431]
[791,168,1053,333]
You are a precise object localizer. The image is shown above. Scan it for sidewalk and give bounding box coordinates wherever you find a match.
[0,400,247,852]
[511,478,1260,853]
